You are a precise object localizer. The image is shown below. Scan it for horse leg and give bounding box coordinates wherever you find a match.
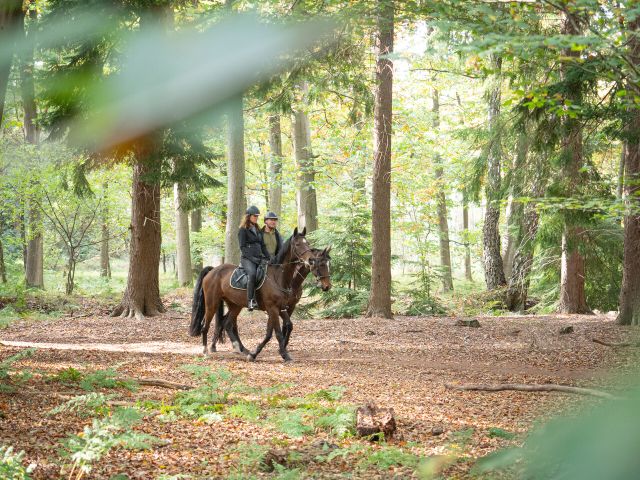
[201,302,216,356]
[269,308,291,362]
[225,305,250,355]
[248,321,274,362]
[281,310,293,349]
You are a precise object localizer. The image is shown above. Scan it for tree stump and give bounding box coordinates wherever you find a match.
[455,319,481,328]
[356,404,396,440]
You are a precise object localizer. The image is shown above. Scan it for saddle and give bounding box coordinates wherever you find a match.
[230,264,268,291]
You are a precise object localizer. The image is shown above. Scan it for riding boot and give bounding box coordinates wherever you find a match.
[247,277,256,311]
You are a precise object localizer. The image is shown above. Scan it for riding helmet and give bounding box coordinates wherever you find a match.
[246,205,260,216]
[265,211,278,220]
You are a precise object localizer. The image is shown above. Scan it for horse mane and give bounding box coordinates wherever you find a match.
[274,234,294,265]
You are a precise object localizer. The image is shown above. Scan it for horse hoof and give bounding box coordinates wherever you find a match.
[283,355,293,363]
[246,353,256,362]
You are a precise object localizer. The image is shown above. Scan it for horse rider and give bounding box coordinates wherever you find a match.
[238,206,271,311]
[261,211,282,262]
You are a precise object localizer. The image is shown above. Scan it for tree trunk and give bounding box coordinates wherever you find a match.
[174,182,192,287]
[432,88,453,292]
[482,54,506,290]
[503,133,529,279]
[617,145,625,200]
[0,238,7,283]
[100,212,111,278]
[0,0,23,125]
[224,94,245,265]
[268,114,283,215]
[617,12,640,325]
[21,2,43,289]
[292,81,318,233]
[190,208,203,276]
[111,140,164,319]
[558,10,590,314]
[462,193,473,282]
[366,0,393,319]
[506,159,546,312]
[100,183,111,278]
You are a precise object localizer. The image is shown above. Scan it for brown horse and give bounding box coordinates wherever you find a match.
[216,246,332,360]
[189,228,323,362]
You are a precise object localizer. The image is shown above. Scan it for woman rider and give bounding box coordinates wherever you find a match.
[238,206,271,311]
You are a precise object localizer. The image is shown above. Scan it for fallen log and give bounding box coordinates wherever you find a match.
[126,377,192,390]
[592,338,640,348]
[356,404,396,440]
[445,383,619,400]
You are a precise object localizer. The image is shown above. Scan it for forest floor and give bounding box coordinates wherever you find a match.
[0,292,639,479]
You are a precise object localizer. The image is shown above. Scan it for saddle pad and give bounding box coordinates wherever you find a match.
[230,264,267,291]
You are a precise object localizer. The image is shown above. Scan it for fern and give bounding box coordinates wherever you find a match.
[60,408,160,479]
[79,368,138,392]
[0,348,35,392]
[314,406,356,437]
[0,446,36,480]
[227,401,261,421]
[308,386,345,402]
[48,393,115,417]
[361,446,421,469]
[268,409,313,438]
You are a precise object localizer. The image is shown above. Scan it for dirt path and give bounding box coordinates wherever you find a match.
[0,305,637,478]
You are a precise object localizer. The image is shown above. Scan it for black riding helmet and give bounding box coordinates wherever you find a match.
[246,205,260,215]
[264,211,278,220]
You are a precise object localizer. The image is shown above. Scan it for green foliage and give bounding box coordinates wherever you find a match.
[53,367,84,383]
[60,408,161,479]
[473,380,640,480]
[0,446,36,480]
[0,348,35,393]
[361,446,421,470]
[48,393,116,418]
[227,401,261,421]
[305,186,372,318]
[79,368,138,392]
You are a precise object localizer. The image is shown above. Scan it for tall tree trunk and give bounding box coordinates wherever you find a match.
[224,94,246,265]
[25,205,43,288]
[503,133,529,280]
[462,193,473,282]
[506,156,547,312]
[21,2,43,289]
[112,140,164,319]
[190,208,203,276]
[174,182,192,286]
[618,12,640,325]
[366,0,393,319]
[0,238,6,283]
[0,0,23,126]
[482,54,506,290]
[432,88,453,292]
[100,191,111,278]
[617,146,625,200]
[292,81,318,233]
[558,10,590,314]
[268,114,283,215]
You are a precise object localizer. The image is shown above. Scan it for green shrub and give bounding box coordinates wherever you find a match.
[0,446,35,480]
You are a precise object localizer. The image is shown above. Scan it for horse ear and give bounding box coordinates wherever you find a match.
[302,227,307,236]
[326,245,332,255]
[293,227,298,236]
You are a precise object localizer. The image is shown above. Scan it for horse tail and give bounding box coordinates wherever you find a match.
[213,301,227,344]
[189,266,214,337]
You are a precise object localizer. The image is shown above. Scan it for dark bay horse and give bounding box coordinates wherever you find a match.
[189,228,323,362]
[212,246,332,360]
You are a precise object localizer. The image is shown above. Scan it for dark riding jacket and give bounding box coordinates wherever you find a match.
[238,226,270,264]
[261,226,282,259]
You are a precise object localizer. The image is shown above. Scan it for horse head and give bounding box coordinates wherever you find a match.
[308,246,332,292]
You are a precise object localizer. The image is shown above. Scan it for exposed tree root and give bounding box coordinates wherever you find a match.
[445,382,619,400]
[592,338,640,348]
